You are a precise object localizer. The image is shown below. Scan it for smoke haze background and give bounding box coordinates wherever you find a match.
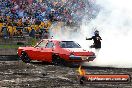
[83,0,132,68]
[50,0,132,68]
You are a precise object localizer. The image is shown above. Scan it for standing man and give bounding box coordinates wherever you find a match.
[86,30,102,49]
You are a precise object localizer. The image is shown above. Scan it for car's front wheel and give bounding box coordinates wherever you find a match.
[20,52,31,63]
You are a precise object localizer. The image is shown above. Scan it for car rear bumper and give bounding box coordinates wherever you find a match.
[69,55,96,62]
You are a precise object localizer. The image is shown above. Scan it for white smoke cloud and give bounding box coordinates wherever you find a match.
[83,0,132,68]
[50,0,132,68]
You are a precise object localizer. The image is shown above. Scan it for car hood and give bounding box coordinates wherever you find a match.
[64,48,95,56]
[18,46,34,50]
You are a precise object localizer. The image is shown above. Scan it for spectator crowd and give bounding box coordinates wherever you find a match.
[0,0,98,39]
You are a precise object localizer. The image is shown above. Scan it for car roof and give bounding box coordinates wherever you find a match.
[42,39,75,42]
[42,39,60,42]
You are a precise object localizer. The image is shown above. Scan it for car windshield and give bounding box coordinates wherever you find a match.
[60,41,81,48]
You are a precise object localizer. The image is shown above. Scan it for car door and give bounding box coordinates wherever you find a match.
[41,41,54,62]
[32,40,48,60]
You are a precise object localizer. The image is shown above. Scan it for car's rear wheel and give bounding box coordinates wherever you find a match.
[52,55,67,66]
[20,52,31,63]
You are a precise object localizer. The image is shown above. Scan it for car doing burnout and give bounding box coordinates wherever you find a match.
[17,39,96,65]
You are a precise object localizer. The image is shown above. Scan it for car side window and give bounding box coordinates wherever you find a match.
[37,41,47,47]
[45,41,54,48]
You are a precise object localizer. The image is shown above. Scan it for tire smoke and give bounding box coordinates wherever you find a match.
[82,0,132,68]
[50,0,132,68]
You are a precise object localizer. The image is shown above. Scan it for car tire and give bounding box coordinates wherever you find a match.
[52,55,60,65]
[52,55,67,66]
[20,52,31,63]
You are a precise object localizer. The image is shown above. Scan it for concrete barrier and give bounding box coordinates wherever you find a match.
[0,55,19,61]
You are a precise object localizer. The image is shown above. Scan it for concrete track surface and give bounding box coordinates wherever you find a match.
[0,56,132,88]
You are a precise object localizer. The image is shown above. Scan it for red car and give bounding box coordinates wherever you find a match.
[17,39,96,65]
